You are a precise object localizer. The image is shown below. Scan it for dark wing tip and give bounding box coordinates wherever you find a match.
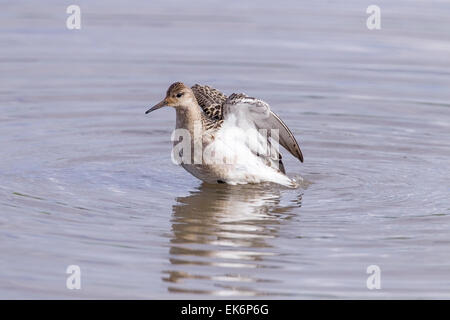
[296,146,304,162]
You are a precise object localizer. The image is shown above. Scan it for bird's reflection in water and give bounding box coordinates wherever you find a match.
[163,183,302,296]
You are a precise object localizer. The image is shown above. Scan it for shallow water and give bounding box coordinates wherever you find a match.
[1,0,449,298]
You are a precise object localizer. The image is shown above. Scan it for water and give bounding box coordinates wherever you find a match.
[1,0,449,299]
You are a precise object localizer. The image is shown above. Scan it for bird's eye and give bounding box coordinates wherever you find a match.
[176,92,184,98]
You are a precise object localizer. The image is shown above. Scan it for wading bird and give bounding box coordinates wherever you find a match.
[145,82,303,187]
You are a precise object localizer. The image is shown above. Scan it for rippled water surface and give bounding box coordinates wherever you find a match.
[1,0,449,298]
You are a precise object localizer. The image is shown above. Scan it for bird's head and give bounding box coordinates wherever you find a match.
[145,82,196,114]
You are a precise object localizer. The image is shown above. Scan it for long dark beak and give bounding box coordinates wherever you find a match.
[145,100,167,114]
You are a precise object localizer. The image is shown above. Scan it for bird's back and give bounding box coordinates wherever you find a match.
[191,84,227,121]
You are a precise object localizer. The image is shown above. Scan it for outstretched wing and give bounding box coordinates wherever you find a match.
[223,93,304,163]
[191,84,227,121]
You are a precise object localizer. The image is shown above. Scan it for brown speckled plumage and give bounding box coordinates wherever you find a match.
[191,84,226,130]
[192,84,227,121]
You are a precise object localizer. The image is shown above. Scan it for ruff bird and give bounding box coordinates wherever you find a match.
[145,82,303,187]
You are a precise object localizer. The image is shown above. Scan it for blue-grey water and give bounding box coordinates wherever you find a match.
[1,0,449,299]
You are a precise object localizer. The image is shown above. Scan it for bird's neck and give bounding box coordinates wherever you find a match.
[175,104,203,135]
[174,104,205,165]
